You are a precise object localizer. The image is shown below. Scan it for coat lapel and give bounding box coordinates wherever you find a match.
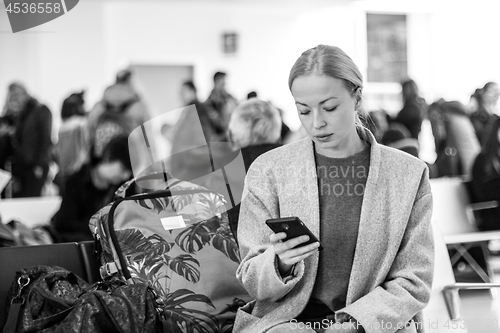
[346,132,383,303]
[279,138,320,238]
[301,139,321,238]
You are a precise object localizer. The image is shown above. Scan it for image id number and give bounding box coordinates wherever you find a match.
[6,2,62,14]
[444,319,467,330]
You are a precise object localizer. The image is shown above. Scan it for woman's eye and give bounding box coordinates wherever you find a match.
[298,109,310,115]
[323,106,337,112]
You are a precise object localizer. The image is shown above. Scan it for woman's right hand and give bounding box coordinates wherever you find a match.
[270,232,320,276]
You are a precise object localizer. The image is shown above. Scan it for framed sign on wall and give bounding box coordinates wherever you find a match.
[222,32,238,55]
[366,13,407,83]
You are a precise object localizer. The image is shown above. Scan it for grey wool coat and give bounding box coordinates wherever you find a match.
[234,131,434,333]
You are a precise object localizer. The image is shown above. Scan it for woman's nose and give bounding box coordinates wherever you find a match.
[312,110,326,129]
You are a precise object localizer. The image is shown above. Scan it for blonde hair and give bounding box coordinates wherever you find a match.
[288,45,370,141]
[228,98,282,149]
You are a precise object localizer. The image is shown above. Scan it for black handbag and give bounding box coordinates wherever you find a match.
[2,265,88,333]
[2,265,163,333]
[54,279,161,333]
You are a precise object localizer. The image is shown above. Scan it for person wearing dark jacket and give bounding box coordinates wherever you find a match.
[1,83,53,197]
[167,80,232,186]
[205,71,238,130]
[181,80,226,140]
[51,135,133,242]
[394,79,428,140]
[470,116,500,231]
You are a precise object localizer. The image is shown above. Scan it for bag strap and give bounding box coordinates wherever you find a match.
[2,275,30,333]
[3,301,23,333]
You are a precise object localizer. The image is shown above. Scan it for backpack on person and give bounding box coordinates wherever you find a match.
[91,97,138,159]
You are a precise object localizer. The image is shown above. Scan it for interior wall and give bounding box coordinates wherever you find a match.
[428,1,500,105]
[0,1,107,133]
[101,1,357,130]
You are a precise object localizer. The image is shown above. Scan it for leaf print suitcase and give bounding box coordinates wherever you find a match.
[89,173,250,333]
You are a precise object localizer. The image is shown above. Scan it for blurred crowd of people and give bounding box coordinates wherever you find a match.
[368,80,500,231]
[1,69,499,241]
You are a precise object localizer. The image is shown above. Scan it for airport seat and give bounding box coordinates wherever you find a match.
[0,196,62,228]
[424,222,468,332]
[429,177,500,283]
[78,240,101,284]
[0,241,100,327]
[425,222,500,332]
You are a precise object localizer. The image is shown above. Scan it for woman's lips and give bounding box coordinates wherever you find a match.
[315,134,333,142]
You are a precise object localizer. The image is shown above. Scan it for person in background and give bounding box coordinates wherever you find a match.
[381,122,419,158]
[168,80,233,185]
[87,68,150,159]
[53,91,89,196]
[470,116,500,231]
[469,82,500,145]
[226,98,282,238]
[181,80,225,140]
[482,82,500,116]
[205,71,238,129]
[469,88,489,143]
[245,90,291,144]
[394,79,428,140]
[50,135,133,242]
[1,82,53,198]
[234,44,433,333]
[429,100,480,177]
[479,82,500,149]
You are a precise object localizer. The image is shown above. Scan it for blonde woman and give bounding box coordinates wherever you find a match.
[234,45,434,333]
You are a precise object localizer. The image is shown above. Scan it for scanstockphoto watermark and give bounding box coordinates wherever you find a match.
[289,318,500,331]
[3,0,80,33]
[289,319,422,331]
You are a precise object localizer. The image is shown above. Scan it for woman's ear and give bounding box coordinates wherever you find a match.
[354,87,362,110]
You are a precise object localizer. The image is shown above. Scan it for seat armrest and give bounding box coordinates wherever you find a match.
[443,231,500,244]
[443,282,500,321]
[469,200,499,211]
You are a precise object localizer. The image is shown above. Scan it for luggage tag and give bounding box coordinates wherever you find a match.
[160,215,186,230]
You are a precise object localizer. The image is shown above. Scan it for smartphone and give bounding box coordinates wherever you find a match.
[265,217,323,251]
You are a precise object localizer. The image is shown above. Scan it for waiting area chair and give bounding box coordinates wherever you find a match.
[429,177,500,283]
[424,222,500,333]
[0,196,62,228]
[0,241,100,327]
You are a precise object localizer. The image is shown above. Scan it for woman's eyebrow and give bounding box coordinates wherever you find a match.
[295,97,337,107]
